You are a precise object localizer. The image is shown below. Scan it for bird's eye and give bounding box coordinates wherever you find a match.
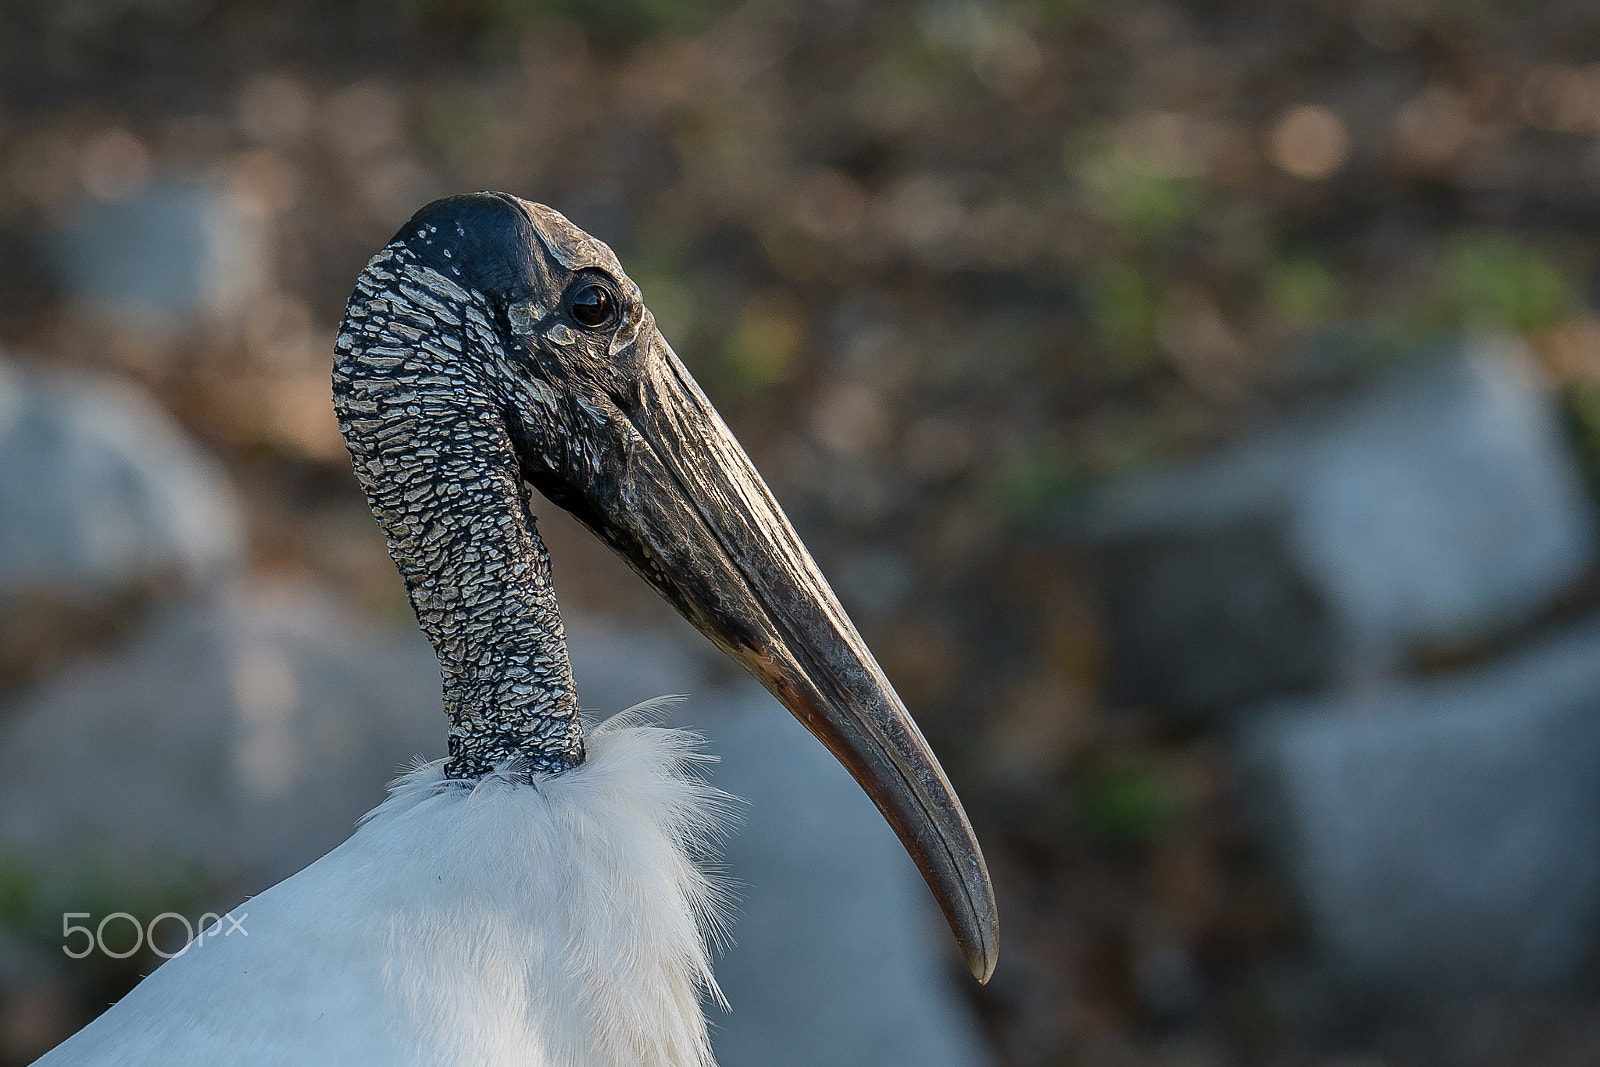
[567,283,615,329]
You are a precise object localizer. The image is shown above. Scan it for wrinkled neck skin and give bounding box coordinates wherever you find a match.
[333,243,583,778]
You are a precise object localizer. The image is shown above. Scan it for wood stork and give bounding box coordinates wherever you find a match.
[36,192,997,1066]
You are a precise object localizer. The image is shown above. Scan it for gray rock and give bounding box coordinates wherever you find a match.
[0,585,442,883]
[700,696,994,1067]
[1237,617,1600,991]
[566,624,993,1067]
[0,358,243,599]
[565,620,712,719]
[1083,337,1597,713]
[1097,514,1336,714]
[49,177,266,323]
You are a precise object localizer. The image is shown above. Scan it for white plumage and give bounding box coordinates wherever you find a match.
[39,710,733,1067]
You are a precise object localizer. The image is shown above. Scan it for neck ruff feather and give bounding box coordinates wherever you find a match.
[362,704,738,1067]
[40,705,736,1067]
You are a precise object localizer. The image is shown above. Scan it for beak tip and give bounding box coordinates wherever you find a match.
[969,952,997,985]
[963,911,999,985]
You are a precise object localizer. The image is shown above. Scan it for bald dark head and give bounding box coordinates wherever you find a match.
[395,193,541,298]
[395,192,630,305]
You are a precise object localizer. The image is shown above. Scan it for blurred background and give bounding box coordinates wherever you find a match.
[7,0,1600,1063]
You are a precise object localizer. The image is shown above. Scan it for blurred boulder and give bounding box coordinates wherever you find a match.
[565,620,710,717]
[1237,616,1600,992]
[49,177,266,324]
[0,357,242,602]
[1082,337,1598,714]
[567,624,994,1067]
[1095,515,1335,716]
[0,585,442,884]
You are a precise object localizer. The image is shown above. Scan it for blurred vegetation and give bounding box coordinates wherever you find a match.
[1081,759,1177,845]
[408,0,744,46]
[0,849,219,1038]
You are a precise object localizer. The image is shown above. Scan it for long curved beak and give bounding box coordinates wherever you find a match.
[518,329,998,982]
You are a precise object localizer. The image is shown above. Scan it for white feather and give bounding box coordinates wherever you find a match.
[38,708,736,1067]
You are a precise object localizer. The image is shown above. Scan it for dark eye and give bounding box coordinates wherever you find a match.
[568,282,615,328]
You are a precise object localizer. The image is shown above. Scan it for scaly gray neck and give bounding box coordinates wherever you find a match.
[332,244,584,778]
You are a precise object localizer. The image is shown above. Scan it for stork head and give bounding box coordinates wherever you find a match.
[335,192,997,983]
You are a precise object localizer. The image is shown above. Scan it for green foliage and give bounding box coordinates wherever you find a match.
[720,297,802,396]
[631,270,699,347]
[406,0,740,44]
[1082,261,1159,361]
[1434,231,1576,334]
[0,849,221,1015]
[422,84,500,163]
[1086,411,1174,476]
[0,849,214,947]
[1568,379,1600,486]
[0,854,41,929]
[992,444,1083,524]
[1082,759,1176,843]
[1026,0,1098,26]
[1075,143,1206,242]
[1573,379,1600,430]
[1264,254,1343,328]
